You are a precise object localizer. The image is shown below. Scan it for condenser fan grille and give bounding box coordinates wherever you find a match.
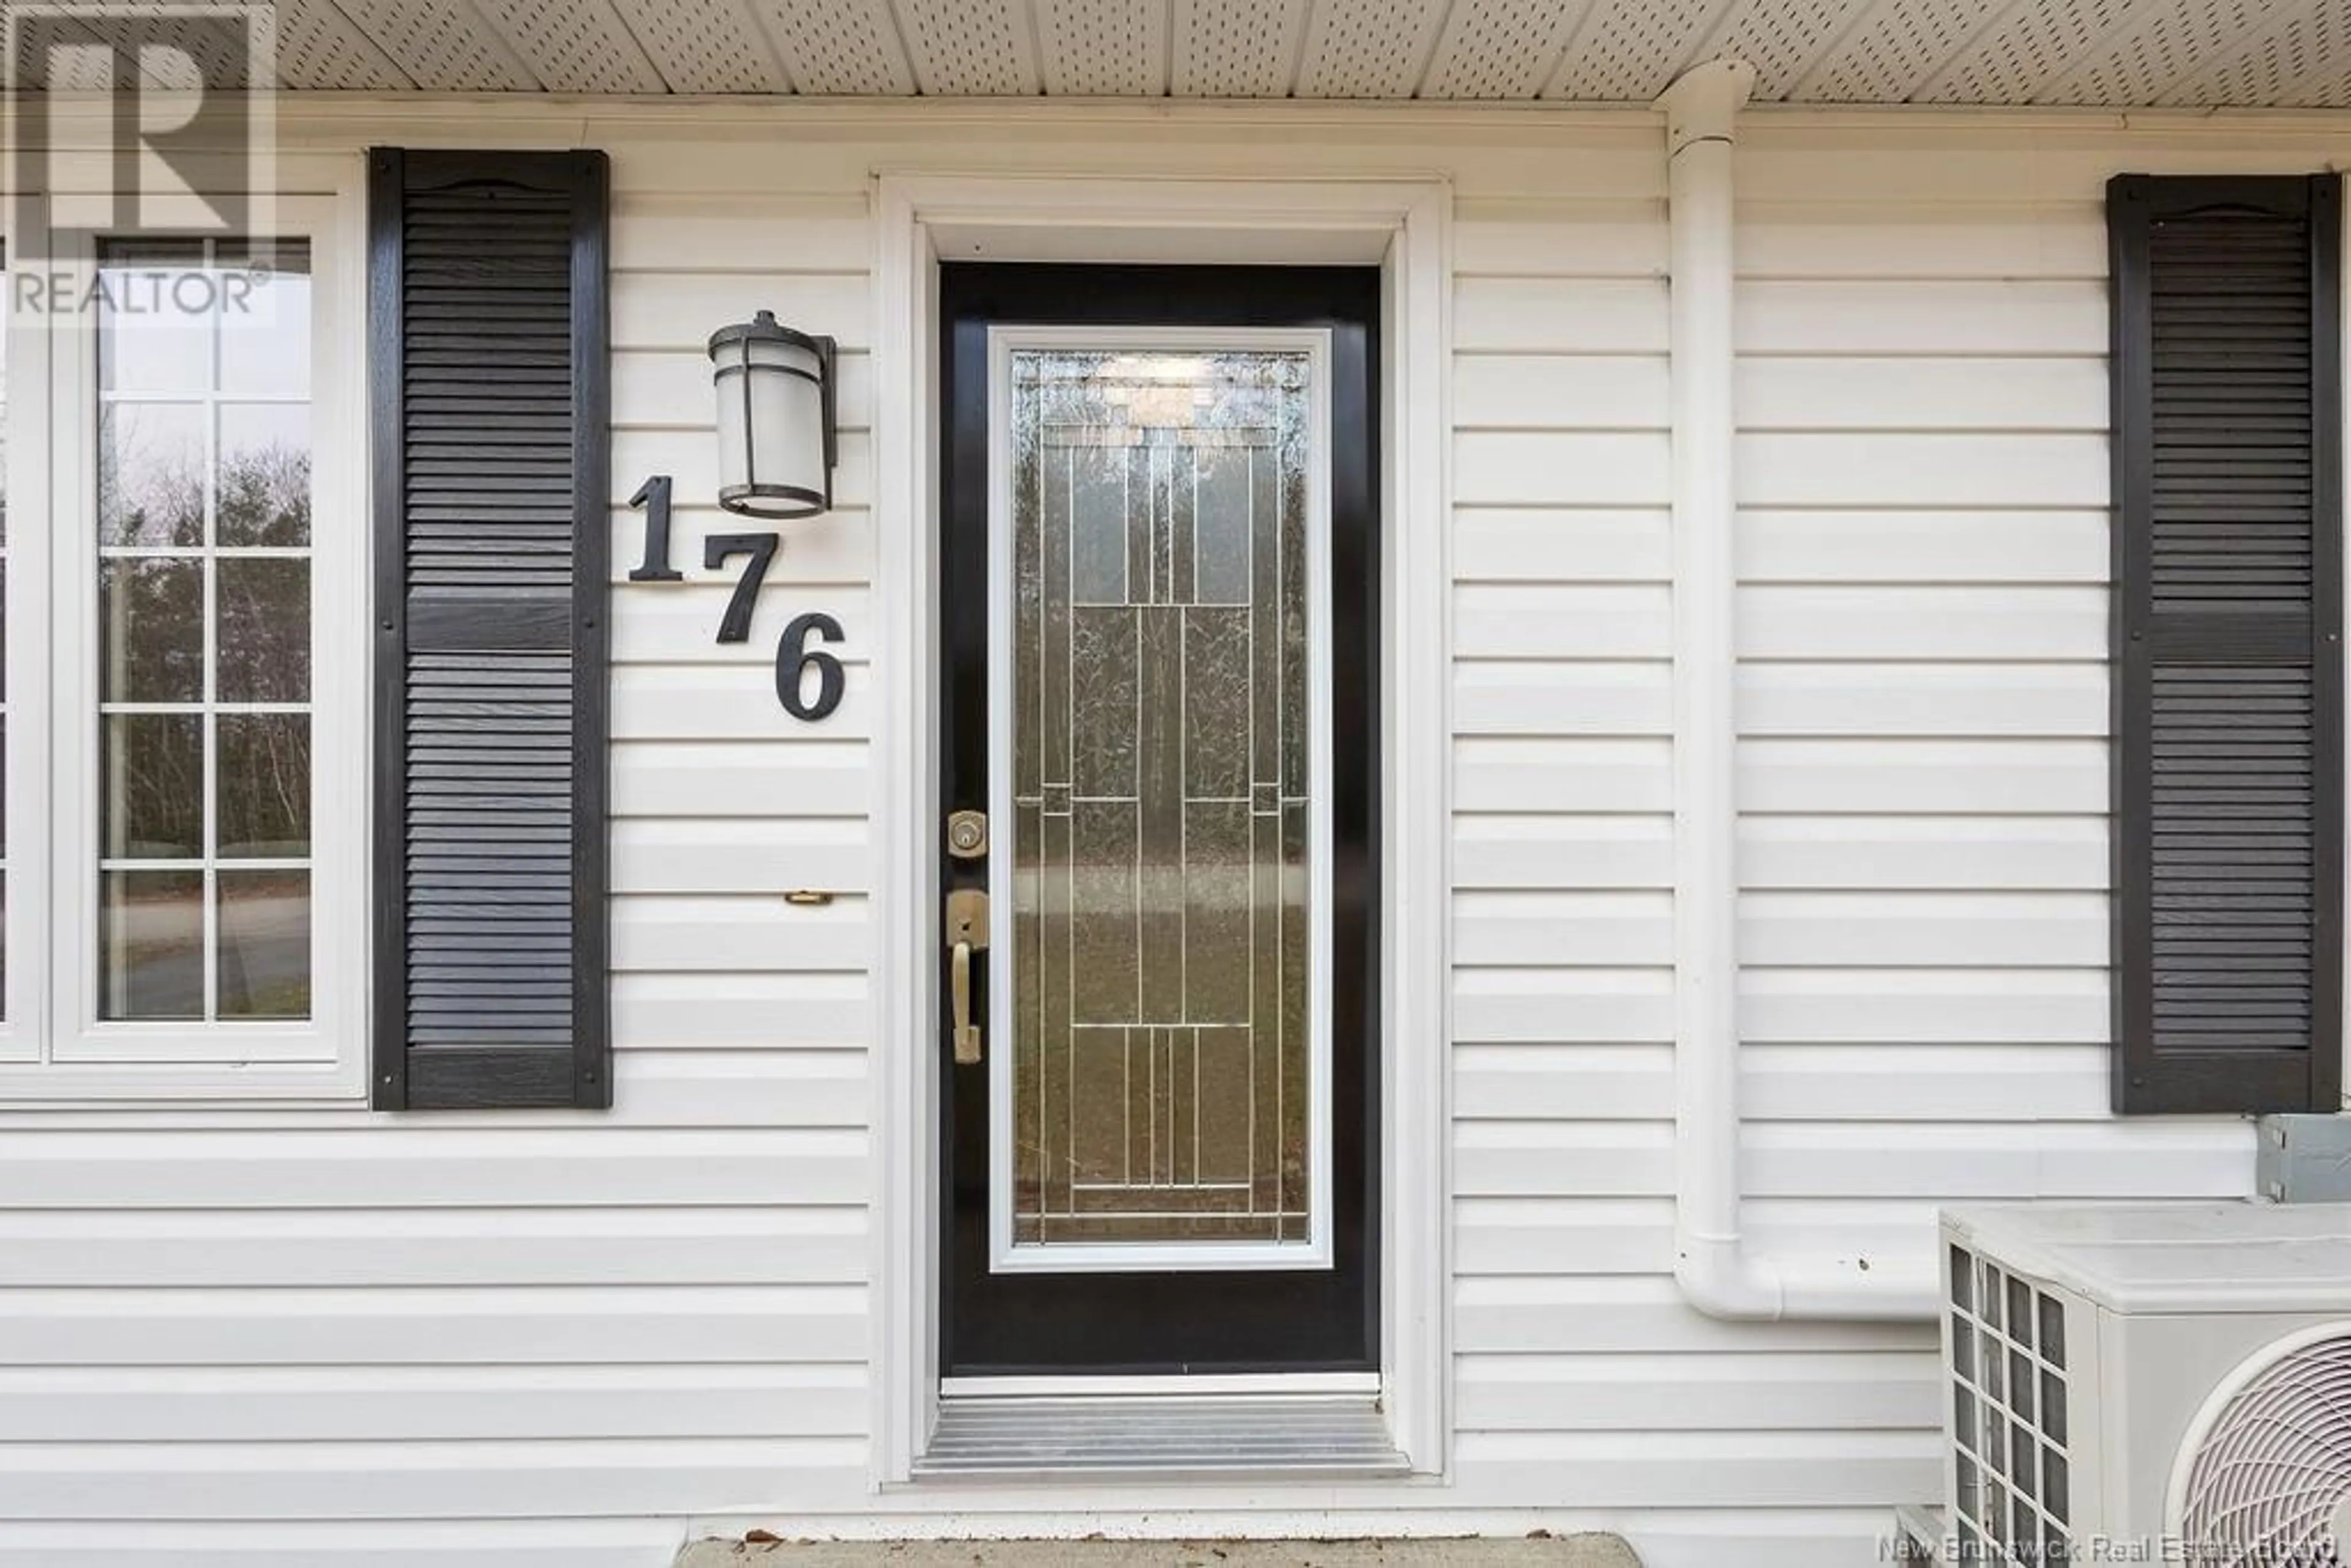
[1948,1244,2072,1564]
[2179,1334,2351,1568]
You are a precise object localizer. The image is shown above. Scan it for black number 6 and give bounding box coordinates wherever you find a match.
[776,612,845,721]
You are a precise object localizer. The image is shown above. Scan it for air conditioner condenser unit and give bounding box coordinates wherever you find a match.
[1941,1201,2351,1566]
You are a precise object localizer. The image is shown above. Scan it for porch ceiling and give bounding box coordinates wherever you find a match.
[43,0,2351,107]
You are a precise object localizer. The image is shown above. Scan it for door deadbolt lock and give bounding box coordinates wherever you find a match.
[947,810,988,860]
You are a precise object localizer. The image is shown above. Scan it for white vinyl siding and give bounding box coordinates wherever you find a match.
[0,109,2345,1568]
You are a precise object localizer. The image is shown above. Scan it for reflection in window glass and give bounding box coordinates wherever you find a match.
[97,238,313,1022]
[216,557,310,702]
[102,713,204,858]
[217,403,310,546]
[217,871,310,1018]
[98,870,203,1021]
[216,713,310,857]
[99,401,206,546]
[99,557,205,702]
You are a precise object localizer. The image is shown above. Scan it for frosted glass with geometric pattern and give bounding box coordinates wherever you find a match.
[990,334,1330,1269]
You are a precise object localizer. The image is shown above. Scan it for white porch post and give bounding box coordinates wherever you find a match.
[1660,58,1938,1322]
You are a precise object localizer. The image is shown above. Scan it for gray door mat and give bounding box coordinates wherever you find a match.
[677,1537,1641,1567]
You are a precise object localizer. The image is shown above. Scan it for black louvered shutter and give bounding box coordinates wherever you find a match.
[2110,173,2344,1115]
[369,149,610,1110]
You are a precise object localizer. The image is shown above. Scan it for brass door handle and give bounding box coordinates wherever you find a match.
[946,887,988,1065]
[951,940,980,1063]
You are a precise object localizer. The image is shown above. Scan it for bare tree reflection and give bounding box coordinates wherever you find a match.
[218,435,310,547]
[99,405,206,547]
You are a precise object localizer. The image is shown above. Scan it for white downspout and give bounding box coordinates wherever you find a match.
[1659,59,1936,1322]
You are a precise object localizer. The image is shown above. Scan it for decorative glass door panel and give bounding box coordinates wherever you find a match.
[991,334,1330,1270]
[938,263,1376,1374]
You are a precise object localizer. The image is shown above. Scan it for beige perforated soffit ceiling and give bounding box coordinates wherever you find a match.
[48,0,2351,107]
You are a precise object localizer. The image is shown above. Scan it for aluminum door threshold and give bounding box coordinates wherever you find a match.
[912,1392,1408,1480]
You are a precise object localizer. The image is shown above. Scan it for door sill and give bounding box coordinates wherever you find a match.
[912,1390,1407,1481]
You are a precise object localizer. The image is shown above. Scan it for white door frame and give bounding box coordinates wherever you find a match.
[871,171,1452,1483]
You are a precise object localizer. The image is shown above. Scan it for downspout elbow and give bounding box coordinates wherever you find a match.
[1677,1229,1786,1319]
[1656,58,1757,159]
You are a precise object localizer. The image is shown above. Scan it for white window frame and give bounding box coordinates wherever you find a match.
[0,183,369,1101]
[0,206,50,1068]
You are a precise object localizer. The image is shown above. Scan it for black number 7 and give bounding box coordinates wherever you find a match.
[703,532,779,644]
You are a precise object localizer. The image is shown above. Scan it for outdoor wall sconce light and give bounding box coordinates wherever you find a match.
[708,309,837,519]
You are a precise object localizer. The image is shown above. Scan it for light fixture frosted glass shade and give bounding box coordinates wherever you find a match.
[708,310,834,519]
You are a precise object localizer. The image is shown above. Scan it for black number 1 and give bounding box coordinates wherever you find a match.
[703,532,779,644]
[626,475,683,582]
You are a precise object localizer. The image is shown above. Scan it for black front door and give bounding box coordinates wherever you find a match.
[939,264,1379,1374]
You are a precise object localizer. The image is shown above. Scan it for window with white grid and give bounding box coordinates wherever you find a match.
[94,237,315,1023]
[0,190,364,1100]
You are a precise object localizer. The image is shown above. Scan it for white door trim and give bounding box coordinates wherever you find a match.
[871,172,1452,1483]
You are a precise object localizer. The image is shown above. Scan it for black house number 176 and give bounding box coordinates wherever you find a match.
[629,474,844,722]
